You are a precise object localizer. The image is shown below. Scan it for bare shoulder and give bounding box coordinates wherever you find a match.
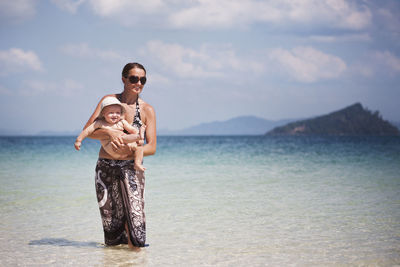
[139,99,156,126]
[140,99,155,115]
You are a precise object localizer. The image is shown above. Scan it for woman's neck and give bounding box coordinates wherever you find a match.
[120,91,139,105]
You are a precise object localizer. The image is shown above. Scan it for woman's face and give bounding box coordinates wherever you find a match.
[123,67,146,95]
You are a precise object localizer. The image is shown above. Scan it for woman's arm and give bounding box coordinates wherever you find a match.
[83,97,103,130]
[143,104,157,156]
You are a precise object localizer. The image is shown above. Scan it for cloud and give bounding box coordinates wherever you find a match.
[269,46,347,83]
[168,1,261,29]
[50,0,86,14]
[20,79,84,96]
[142,40,264,79]
[60,43,123,61]
[87,0,163,16]
[349,50,400,78]
[373,3,400,39]
[86,0,165,25]
[308,33,371,43]
[1,0,374,32]
[81,0,372,30]
[0,48,44,76]
[0,0,37,24]
[374,51,400,73]
[143,41,222,78]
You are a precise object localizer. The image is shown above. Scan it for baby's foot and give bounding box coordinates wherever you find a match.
[135,163,146,172]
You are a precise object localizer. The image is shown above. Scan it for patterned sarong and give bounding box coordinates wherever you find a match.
[95,158,146,247]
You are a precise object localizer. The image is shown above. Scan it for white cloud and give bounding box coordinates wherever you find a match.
[143,41,221,78]
[60,79,85,96]
[308,33,371,43]
[20,79,84,96]
[60,43,123,61]
[269,46,347,83]
[168,0,260,29]
[20,80,51,96]
[50,0,86,14]
[88,0,163,16]
[374,51,400,73]
[147,73,171,86]
[82,0,372,30]
[142,40,264,79]
[351,62,374,78]
[0,0,374,31]
[0,48,44,76]
[0,0,37,24]
[169,0,372,30]
[375,6,400,37]
[86,0,164,25]
[350,50,400,78]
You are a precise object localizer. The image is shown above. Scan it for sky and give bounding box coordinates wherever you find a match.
[1,0,400,134]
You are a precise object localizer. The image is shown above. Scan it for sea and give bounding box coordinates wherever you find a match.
[0,135,399,266]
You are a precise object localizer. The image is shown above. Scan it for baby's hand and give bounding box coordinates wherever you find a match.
[136,139,145,146]
[74,141,81,151]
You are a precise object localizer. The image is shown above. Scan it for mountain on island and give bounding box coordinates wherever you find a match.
[266,103,400,136]
[158,116,295,136]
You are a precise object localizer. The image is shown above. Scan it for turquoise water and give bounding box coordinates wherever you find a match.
[0,136,399,266]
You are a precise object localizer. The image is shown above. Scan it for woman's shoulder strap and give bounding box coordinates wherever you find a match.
[116,93,122,101]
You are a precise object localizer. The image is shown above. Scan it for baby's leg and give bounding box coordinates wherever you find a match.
[134,145,145,171]
[127,143,145,171]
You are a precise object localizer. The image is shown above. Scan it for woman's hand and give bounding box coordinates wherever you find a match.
[111,139,132,154]
[109,131,136,155]
[108,130,124,144]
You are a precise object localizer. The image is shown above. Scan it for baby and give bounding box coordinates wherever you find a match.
[74,97,146,171]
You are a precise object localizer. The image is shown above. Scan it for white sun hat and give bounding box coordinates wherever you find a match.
[97,97,125,119]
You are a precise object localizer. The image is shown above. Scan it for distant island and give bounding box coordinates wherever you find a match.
[266,103,400,136]
[157,116,295,136]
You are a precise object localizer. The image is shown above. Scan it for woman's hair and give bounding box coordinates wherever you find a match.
[122,62,146,77]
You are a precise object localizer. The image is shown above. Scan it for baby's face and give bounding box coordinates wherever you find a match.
[103,105,122,124]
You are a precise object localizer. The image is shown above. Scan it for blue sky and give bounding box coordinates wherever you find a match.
[1,0,399,134]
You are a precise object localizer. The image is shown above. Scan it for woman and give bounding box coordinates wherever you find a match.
[83,62,156,249]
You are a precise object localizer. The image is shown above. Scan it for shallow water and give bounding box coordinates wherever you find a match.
[0,136,399,266]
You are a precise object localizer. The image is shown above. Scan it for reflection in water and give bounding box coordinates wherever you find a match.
[29,238,148,266]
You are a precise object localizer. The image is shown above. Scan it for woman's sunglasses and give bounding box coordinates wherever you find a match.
[127,75,147,85]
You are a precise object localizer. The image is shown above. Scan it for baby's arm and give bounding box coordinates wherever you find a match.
[120,120,141,144]
[74,121,101,150]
